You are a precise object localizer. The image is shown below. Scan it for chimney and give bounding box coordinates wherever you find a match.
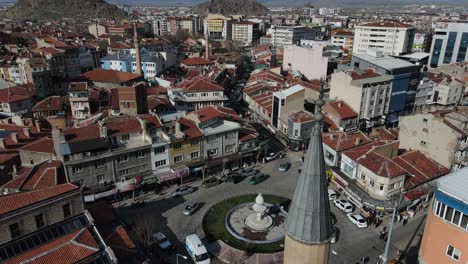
[0,138,5,149]
[99,124,107,138]
[23,127,30,138]
[10,133,18,143]
[175,121,181,134]
[35,119,41,132]
[355,137,361,145]
[338,101,343,107]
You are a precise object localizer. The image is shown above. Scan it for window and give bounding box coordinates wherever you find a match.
[119,169,129,176]
[191,152,199,159]
[445,206,454,221]
[137,151,145,159]
[225,144,235,153]
[207,135,217,143]
[208,149,218,156]
[72,165,83,173]
[379,185,384,191]
[370,180,375,187]
[325,150,334,161]
[173,143,182,150]
[97,174,105,183]
[388,183,395,190]
[95,159,105,168]
[360,173,366,181]
[35,214,45,228]
[154,146,166,154]
[446,245,461,261]
[174,155,183,163]
[191,139,199,146]
[118,154,129,163]
[123,101,130,108]
[122,134,130,141]
[422,128,429,133]
[63,204,71,218]
[420,140,427,145]
[9,223,20,239]
[225,132,236,139]
[155,159,167,168]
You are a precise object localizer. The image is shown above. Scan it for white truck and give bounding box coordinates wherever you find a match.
[185,234,210,264]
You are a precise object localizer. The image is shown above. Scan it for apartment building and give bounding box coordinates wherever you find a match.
[399,110,468,171]
[180,17,194,35]
[268,25,313,47]
[272,84,305,134]
[282,45,328,81]
[323,100,359,131]
[287,110,315,151]
[232,21,260,46]
[68,82,91,120]
[332,29,355,51]
[0,85,34,117]
[429,22,468,68]
[204,14,233,40]
[322,131,372,167]
[110,85,148,116]
[419,169,468,264]
[330,68,393,127]
[153,17,168,36]
[353,21,416,56]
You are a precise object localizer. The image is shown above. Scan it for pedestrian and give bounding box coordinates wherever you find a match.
[403,214,409,226]
[397,213,401,223]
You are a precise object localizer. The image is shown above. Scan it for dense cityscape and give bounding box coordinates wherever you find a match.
[0,0,466,264]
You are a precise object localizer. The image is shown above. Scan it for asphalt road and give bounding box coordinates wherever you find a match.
[115,152,425,264]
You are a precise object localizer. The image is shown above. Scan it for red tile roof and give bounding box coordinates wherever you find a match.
[19,137,54,154]
[322,131,372,152]
[0,183,78,214]
[176,76,224,92]
[192,105,242,123]
[289,110,314,123]
[324,101,358,119]
[178,118,202,139]
[349,69,382,80]
[69,82,88,92]
[63,124,101,143]
[361,21,413,28]
[332,29,354,37]
[104,115,143,137]
[180,57,214,66]
[81,69,141,83]
[393,150,449,190]
[139,114,162,129]
[103,225,137,260]
[0,85,34,103]
[32,96,63,112]
[2,160,66,191]
[359,152,406,179]
[0,151,19,164]
[3,228,100,264]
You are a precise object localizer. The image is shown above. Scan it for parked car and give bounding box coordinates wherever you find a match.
[240,168,258,177]
[249,173,268,185]
[202,177,219,188]
[328,189,338,200]
[331,226,338,243]
[333,199,354,213]
[347,213,368,228]
[171,186,194,197]
[183,202,200,216]
[152,232,172,250]
[279,162,291,172]
[265,152,278,162]
[220,173,241,183]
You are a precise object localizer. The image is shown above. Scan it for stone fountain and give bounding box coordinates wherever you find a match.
[245,193,273,231]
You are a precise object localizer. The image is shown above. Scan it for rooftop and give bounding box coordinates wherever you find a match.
[359,21,413,28]
[81,69,141,83]
[322,131,372,152]
[353,52,416,70]
[437,167,468,203]
[359,152,406,179]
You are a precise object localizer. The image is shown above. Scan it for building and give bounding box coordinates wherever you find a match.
[68,82,92,120]
[287,110,315,151]
[350,49,420,115]
[110,85,148,116]
[0,85,35,118]
[322,131,372,167]
[330,68,393,128]
[353,21,416,56]
[418,168,468,264]
[429,22,468,68]
[80,69,143,89]
[88,23,107,38]
[232,21,260,46]
[322,100,358,132]
[283,87,333,263]
[180,17,194,35]
[204,14,233,40]
[282,45,328,81]
[272,85,305,134]
[153,17,168,36]
[268,26,312,47]
[169,76,227,112]
[331,29,354,51]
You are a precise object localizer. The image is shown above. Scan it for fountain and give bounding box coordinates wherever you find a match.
[245,193,273,231]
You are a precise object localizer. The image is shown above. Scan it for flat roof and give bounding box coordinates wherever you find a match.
[273,84,304,99]
[437,167,468,203]
[353,53,416,70]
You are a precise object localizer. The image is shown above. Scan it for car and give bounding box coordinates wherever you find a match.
[171,186,194,197]
[331,226,338,243]
[249,173,268,185]
[152,232,172,250]
[220,173,241,183]
[265,152,278,162]
[333,199,354,213]
[240,168,258,177]
[279,162,291,172]
[328,189,338,200]
[183,202,200,216]
[202,177,219,188]
[347,213,368,228]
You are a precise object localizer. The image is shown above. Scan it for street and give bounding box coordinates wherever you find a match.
[114,151,425,264]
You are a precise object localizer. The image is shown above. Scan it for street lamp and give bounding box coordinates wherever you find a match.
[176,254,188,264]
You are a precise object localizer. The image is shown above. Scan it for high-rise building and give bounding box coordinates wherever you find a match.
[268,25,313,47]
[153,17,168,36]
[353,21,416,56]
[429,22,468,68]
[204,14,233,40]
[419,168,468,264]
[232,21,260,46]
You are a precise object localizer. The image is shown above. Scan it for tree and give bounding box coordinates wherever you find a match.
[132,212,161,248]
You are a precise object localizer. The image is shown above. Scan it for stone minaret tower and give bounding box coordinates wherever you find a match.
[283,78,333,264]
[133,23,142,75]
[205,33,210,59]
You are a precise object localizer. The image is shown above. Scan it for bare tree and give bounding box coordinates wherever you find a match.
[132,212,161,248]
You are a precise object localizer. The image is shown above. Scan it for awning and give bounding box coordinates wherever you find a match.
[157,165,189,183]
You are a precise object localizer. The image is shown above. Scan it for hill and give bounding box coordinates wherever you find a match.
[191,0,269,16]
[2,0,127,20]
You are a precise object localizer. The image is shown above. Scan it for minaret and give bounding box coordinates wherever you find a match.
[283,78,333,264]
[205,33,210,59]
[133,23,142,75]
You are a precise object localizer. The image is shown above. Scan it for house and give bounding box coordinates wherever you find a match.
[80,69,143,89]
[322,131,372,166]
[32,96,64,119]
[323,100,359,132]
[180,57,214,70]
[0,85,35,118]
[287,110,315,151]
[110,84,148,116]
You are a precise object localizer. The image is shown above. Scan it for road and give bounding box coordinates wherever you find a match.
[115,151,425,264]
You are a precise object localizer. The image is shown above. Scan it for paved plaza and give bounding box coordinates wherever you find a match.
[115,152,425,264]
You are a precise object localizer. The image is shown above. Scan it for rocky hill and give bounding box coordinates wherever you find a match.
[191,0,269,16]
[2,0,127,20]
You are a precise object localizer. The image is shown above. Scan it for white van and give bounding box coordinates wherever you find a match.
[185,234,210,264]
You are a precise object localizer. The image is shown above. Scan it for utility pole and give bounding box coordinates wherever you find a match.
[382,184,404,263]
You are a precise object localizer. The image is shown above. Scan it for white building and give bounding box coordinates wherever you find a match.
[429,22,468,68]
[268,26,312,47]
[282,45,328,81]
[330,68,393,123]
[153,17,168,36]
[353,21,416,56]
[232,21,260,46]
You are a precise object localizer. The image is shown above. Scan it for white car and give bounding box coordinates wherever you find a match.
[328,189,337,200]
[333,199,353,213]
[265,152,278,162]
[347,213,368,228]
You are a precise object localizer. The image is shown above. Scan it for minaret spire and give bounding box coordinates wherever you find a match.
[133,22,142,75]
[283,77,332,264]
